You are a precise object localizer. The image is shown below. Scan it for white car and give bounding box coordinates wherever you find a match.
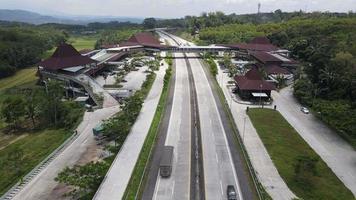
[301,107,310,114]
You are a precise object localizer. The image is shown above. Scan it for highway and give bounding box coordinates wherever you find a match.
[144,31,253,200]
[142,32,198,200]
[152,52,192,200]
[188,54,243,200]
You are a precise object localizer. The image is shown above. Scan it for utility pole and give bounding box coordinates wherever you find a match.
[259,84,263,108]
[243,117,246,143]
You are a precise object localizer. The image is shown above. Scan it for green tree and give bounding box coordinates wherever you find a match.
[55,161,110,199]
[1,95,26,129]
[43,80,64,126]
[22,88,41,128]
[143,18,157,29]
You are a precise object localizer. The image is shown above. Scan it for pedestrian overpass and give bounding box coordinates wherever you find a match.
[157,45,232,53]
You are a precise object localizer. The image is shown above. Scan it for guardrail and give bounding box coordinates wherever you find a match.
[0,131,80,200]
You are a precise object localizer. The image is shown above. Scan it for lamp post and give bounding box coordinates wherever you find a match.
[243,116,246,143]
[259,84,263,108]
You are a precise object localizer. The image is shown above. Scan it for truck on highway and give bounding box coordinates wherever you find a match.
[159,146,174,178]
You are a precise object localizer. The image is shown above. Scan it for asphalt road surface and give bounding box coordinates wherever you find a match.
[152,52,192,200]
[187,55,243,200]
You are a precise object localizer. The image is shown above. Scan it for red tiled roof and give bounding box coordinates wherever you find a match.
[39,43,97,71]
[223,43,279,52]
[234,76,275,90]
[245,67,262,80]
[222,36,279,51]
[249,51,282,64]
[234,67,276,91]
[127,32,161,46]
[264,65,291,75]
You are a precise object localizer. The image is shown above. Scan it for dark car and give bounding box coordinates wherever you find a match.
[227,185,237,200]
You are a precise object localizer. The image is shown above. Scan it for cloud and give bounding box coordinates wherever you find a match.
[1,0,355,18]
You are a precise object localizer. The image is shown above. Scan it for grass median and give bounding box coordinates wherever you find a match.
[248,108,354,200]
[123,64,172,199]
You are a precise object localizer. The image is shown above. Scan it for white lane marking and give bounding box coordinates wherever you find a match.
[192,57,244,200]
[171,180,176,197]
[153,175,161,200]
[220,181,224,196]
[215,152,219,163]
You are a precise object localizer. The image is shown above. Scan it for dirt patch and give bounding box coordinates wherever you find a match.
[48,142,105,199]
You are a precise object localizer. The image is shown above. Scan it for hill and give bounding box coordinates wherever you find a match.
[0,9,143,25]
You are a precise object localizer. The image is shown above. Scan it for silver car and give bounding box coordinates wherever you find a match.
[301,107,310,114]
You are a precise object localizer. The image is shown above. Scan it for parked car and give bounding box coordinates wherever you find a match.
[227,185,237,200]
[301,107,310,114]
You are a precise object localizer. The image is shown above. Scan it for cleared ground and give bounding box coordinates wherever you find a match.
[247,108,354,200]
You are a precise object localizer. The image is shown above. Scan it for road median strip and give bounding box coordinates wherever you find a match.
[123,61,173,199]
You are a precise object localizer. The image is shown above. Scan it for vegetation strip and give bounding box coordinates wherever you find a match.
[0,130,71,196]
[55,72,157,199]
[248,108,354,200]
[123,61,172,199]
[202,58,271,200]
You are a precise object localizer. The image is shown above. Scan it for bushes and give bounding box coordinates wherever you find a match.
[294,79,356,148]
[204,58,218,77]
[57,59,159,199]
[0,63,16,78]
[55,161,111,200]
[312,100,356,148]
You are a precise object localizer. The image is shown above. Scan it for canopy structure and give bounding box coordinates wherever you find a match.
[251,93,268,98]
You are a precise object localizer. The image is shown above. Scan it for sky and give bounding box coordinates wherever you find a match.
[1,0,356,18]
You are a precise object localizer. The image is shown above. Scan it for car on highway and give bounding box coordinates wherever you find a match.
[301,107,310,114]
[227,185,237,200]
[160,146,174,178]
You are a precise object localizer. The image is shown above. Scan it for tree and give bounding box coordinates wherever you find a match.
[55,161,110,199]
[1,95,26,129]
[43,80,64,126]
[143,18,156,29]
[22,88,41,128]
[223,54,236,77]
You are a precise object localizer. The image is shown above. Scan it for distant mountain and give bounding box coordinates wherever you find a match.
[0,9,143,25]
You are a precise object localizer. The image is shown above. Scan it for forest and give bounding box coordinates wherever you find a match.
[194,16,356,148]
[0,26,66,78]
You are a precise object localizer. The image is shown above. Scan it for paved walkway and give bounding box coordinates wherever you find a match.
[11,105,120,200]
[93,59,168,200]
[272,86,356,197]
[215,65,297,200]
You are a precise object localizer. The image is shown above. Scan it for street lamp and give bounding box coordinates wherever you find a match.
[243,117,246,143]
[259,83,263,108]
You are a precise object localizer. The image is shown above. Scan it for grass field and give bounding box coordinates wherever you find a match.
[0,67,37,92]
[247,108,354,200]
[69,36,96,50]
[0,129,71,196]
